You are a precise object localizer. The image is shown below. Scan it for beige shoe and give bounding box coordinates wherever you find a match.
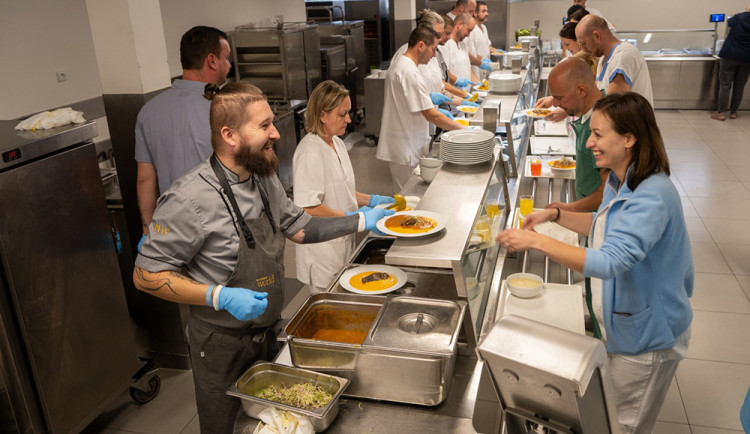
[729,112,739,119]
[711,112,726,121]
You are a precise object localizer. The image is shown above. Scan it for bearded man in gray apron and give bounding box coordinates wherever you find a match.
[133,82,393,434]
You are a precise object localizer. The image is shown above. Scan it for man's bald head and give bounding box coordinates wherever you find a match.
[577,15,610,37]
[576,15,612,57]
[548,57,599,117]
[550,57,596,89]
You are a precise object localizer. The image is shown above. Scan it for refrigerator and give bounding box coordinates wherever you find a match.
[0,120,138,433]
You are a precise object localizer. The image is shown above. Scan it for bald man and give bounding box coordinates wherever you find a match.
[576,15,653,106]
[447,0,476,20]
[544,58,607,212]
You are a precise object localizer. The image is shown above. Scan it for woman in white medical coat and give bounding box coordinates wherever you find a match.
[293,81,394,292]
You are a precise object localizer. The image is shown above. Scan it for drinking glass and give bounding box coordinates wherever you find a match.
[519,195,534,222]
[530,159,542,176]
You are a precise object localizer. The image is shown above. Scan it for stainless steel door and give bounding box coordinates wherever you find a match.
[0,142,138,433]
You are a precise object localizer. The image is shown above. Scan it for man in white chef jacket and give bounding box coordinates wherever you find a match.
[441,13,479,85]
[469,1,496,79]
[377,26,466,190]
[446,0,476,20]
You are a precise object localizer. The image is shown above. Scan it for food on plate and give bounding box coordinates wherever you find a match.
[385,214,437,234]
[508,277,541,288]
[348,270,398,292]
[476,80,490,91]
[360,271,391,284]
[530,108,550,116]
[456,119,470,126]
[311,328,368,344]
[386,194,407,211]
[467,93,479,102]
[549,156,576,169]
[255,382,333,409]
[459,106,479,113]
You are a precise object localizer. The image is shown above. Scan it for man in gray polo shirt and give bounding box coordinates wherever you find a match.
[135,26,231,236]
[133,83,391,434]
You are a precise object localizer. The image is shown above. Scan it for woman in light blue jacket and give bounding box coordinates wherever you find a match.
[497,92,693,434]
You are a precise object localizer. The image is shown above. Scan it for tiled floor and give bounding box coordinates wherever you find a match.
[83,110,750,433]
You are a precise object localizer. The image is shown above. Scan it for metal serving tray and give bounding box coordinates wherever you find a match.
[226,362,349,432]
[285,293,466,406]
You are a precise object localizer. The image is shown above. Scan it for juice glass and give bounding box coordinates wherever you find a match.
[530,159,542,176]
[519,195,534,221]
[485,200,501,220]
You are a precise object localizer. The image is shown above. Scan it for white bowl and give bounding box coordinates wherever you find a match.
[419,157,443,168]
[420,165,442,182]
[506,273,543,298]
[548,159,576,176]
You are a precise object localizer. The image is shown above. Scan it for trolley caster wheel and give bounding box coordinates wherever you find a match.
[364,136,378,147]
[130,374,161,404]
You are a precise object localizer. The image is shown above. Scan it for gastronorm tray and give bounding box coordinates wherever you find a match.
[534,119,569,136]
[529,136,576,156]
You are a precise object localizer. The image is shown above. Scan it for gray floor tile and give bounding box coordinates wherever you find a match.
[658,376,688,424]
[676,359,750,431]
[653,422,692,434]
[180,414,200,434]
[685,217,713,243]
[690,273,750,314]
[690,196,750,220]
[718,151,750,166]
[717,243,750,275]
[672,163,739,183]
[734,274,750,302]
[681,196,699,218]
[727,165,750,182]
[691,241,732,274]
[703,218,750,244]
[681,180,750,199]
[667,149,725,165]
[690,426,746,434]
[686,311,750,364]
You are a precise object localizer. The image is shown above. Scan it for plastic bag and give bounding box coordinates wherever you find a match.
[15,107,86,131]
[252,408,314,434]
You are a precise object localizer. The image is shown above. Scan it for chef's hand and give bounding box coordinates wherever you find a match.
[455,77,475,88]
[535,96,553,108]
[362,207,395,235]
[437,108,455,120]
[430,92,452,105]
[368,194,395,207]
[346,206,371,216]
[479,58,492,71]
[521,209,557,231]
[545,108,567,122]
[137,234,147,252]
[496,228,540,252]
[460,100,480,107]
[213,286,268,321]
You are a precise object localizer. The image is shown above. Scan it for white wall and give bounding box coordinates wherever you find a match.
[0,0,103,120]
[507,0,750,48]
[159,0,307,78]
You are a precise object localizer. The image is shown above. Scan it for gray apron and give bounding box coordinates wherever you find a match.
[188,154,285,434]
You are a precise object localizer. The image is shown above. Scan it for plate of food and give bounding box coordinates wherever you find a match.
[473,80,490,91]
[375,195,420,211]
[525,108,551,118]
[458,106,479,113]
[339,265,407,295]
[548,156,576,175]
[376,210,446,237]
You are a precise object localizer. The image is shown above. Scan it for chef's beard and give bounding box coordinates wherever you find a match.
[236,138,279,177]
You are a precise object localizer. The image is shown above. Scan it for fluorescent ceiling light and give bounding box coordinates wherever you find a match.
[643,33,652,43]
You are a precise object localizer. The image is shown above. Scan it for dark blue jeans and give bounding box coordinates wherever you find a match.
[717,58,750,113]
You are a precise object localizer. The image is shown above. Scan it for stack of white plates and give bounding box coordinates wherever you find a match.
[439,129,495,165]
[489,72,522,93]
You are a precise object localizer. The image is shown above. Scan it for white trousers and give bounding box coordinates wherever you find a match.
[608,328,691,434]
[388,162,414,192]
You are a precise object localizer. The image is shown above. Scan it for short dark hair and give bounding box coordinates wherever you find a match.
[408,26,439,49]
[569,8,590,22]
[477,1,487,8]
[455,0,471,7]
[180,26,228,71]
[593,92,669,191]
[567,4,585,18]
[559,22,578,40]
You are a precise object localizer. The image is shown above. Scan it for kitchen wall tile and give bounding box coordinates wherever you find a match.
[690,273,750,314]
[676,359,750,431]
[685,217,713,243]
[691,241,732,274]
[686,311,750,363]
[657,376,688,424]
[653,422,692,434]
[717,243,750,275]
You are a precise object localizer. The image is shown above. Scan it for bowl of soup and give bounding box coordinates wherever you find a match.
[505,273,543,298]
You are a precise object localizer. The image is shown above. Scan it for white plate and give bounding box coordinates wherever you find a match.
[339,265,407,295]
[525,108,552,118]
[441,129,495,144]
[457,106,480,114]
[376,210,447,238]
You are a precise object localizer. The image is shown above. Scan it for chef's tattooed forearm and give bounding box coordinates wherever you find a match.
[298,215,359,243]
[133,268,199,295]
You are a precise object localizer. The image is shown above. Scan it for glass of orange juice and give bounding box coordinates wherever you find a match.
[530,159,542,176]
[485,200,500,220]
[519,195,534,222]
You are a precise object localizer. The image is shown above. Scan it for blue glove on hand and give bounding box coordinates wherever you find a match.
[213,286,268,321]
[362,207,395,234]
[346,206,371,216]
[368,194,395,207]
[137,234,146,252]
[430,92,452,105]
[460,100,480,107]
[479,57,492,71]
[438,108,455,120]
[455,77,474,88]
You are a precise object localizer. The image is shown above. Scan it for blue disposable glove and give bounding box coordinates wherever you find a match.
[438,108,455,120]
[137,234,146,252]
[460,100,480,107]
[368,194,395,207]
[346,206,371,216]
[214,286,268,321]
[455,77,475,88]
[362,207,395,235]
[479,57,492,71]
[430,92,451,105]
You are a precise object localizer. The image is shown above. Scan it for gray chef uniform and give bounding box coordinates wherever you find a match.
[136,155,310,434]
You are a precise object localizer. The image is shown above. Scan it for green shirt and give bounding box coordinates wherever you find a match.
[570,107,601,200]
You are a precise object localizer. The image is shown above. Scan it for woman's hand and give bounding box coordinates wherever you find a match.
[496,228,540,252]
[520,208,557,231]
